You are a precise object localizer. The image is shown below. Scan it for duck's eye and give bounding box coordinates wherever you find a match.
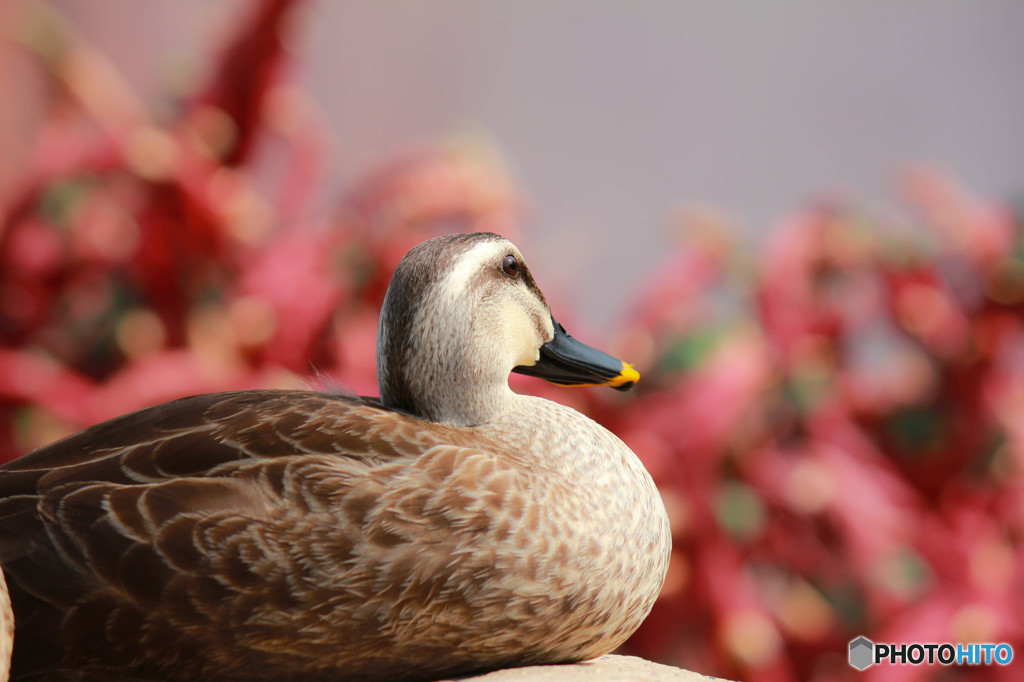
[501,254,520,278]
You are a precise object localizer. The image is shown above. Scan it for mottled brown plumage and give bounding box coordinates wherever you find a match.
[0,233,670,681]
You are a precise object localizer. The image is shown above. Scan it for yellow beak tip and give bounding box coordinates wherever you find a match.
[607,362,640,387]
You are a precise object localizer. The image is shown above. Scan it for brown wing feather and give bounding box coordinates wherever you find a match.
[0,390,551,681]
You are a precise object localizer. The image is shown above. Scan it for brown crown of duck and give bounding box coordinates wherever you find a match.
[0,232,670,682]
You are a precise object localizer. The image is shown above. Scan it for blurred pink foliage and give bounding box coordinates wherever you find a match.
[1,2,1023,681]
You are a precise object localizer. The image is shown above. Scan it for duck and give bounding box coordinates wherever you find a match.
[0,232,671,682]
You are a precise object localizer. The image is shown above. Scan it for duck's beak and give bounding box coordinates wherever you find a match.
[512,317,639,392]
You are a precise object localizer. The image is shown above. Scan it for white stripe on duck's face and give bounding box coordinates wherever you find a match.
[439,239,511,303]
[377,233,554,427]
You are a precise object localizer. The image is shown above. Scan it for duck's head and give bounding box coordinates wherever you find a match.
[377,232,638,426]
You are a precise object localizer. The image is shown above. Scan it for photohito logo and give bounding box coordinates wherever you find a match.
[849,637,874,671]
[848,636,1014,670]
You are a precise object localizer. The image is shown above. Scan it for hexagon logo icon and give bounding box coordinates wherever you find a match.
[849,636,874,670]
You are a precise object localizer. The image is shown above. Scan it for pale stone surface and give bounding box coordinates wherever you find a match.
[443,655,728,681]
[0,570,9,682]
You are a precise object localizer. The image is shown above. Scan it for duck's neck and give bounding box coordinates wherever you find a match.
[377,291,521,427]
[427,381,517,428]
[380,360,517,427]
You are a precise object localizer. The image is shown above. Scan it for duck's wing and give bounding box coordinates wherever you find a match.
[0,389,531,680]
[0,389,432,492]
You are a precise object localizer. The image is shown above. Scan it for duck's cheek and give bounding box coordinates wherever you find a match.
[510,340,540,370]
[516,347,542,368]
[493,300,542,369]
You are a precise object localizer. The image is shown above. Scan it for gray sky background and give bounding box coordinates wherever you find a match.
[55,1,1024,330]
